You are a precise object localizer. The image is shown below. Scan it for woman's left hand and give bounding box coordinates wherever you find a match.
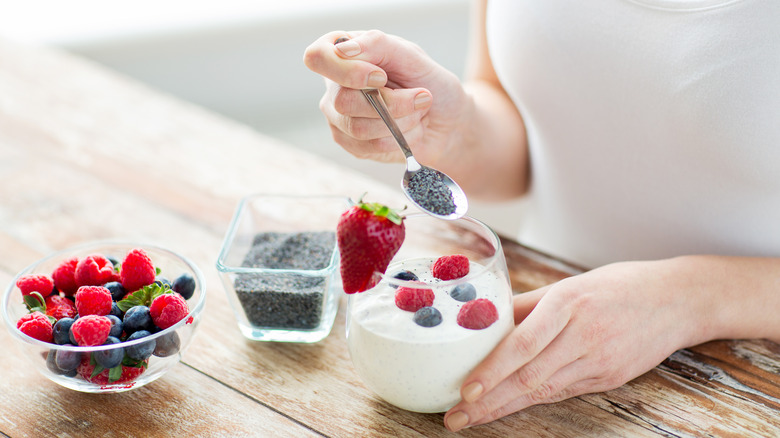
[444,258,717,431]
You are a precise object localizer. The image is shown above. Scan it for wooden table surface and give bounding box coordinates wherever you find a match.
[1,39,778,438]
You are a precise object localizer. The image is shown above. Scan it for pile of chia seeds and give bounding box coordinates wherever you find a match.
[234,231,335,330]
[407,167,457,216]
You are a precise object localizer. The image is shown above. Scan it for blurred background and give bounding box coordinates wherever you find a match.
[0,0,525,237]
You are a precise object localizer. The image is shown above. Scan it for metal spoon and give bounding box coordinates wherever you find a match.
[361,88,468,220]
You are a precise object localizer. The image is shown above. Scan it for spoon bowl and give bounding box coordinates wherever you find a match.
[361,88,468,220]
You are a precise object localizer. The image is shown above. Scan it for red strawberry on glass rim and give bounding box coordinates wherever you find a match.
[337,197,405,294]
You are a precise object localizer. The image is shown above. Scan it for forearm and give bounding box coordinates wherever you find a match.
[668,255,780,345]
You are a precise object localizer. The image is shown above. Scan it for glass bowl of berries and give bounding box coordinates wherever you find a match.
[1,241,206,393]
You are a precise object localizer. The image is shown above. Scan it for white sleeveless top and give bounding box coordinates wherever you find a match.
[486,0,780,268]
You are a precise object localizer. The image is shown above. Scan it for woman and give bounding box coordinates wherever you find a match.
[303,0,780,431]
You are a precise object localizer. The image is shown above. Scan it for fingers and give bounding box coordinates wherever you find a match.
[513,286,549,323]
[303,31,387,89]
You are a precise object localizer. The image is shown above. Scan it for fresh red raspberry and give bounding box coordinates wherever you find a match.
[75,286,113,316]
[16,274,54,297]
[150,293,189,329]
[120,249,156,292]
[45,295,77,320]
[70,315,112,346]
[456,298,498,330]
[77,356,147,385]
[16,311,53,343]
[52,256,79,296]
[432,254,470,281]
[75,254,118,287]
[394,282,435,312]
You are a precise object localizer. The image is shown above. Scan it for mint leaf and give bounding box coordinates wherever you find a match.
[108,365,123,382]
[23,292,47,313]
[117,283,172,312]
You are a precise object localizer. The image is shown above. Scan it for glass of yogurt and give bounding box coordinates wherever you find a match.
[346,213,514,413]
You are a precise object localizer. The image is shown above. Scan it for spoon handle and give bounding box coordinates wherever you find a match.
[361,89,415,160]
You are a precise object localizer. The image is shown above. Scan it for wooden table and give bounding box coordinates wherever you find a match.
[1,38,778,438]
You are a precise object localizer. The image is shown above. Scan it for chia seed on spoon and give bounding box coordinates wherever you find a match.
[407,167,457,216]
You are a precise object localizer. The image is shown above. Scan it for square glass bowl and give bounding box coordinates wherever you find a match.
[217,194,348,343]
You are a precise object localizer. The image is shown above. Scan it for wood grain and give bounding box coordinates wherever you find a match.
[1,38,778,438]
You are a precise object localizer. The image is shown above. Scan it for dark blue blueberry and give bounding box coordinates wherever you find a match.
[104,281,127,302]
[106,314,123,338]
[153,332,181,357]
[109,302,123,318]
[172,273,196,300]
[93,336,124,369]
[123,305,153,334]
[450,283,477,302]
[54,346,82,373]
[53,317,76,345]
[413,307,443,327]
[125,330,156,361]
[155,276,172,288]
[107,256,120,269]
[391,270,419,288]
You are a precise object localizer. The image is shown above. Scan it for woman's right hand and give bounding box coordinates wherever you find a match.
[303,30,471,168]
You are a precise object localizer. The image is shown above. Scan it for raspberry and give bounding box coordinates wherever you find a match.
[75,254,118,287]
[394,283,435,312]
[75,286,113,316]
[456,298,498,330]
[52,256,79,296]
[149,293,189,329]
[16,274,54,297]
[77,356,147,385]
[45,295,77,321]
[432,254,470,281]
[120,249,156,292]
[16,311,53,343]
[70,315,112,346]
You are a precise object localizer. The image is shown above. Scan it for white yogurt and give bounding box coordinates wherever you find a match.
[347,257,514,413]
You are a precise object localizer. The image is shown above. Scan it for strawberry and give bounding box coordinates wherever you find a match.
[394,282,435,312]
[432,254,470,281]
[149,292,189,329]
[120,248,156,292]
[75,254,118,287]
[16,311,53,343]
[77,356,147,385]
[52,256,79,296]
[337,199,405,294]
[16,274,54,298]
[45,295,77,321]
[456,298,498,330]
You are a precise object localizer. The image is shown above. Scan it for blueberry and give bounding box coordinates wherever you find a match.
[125,330,156,360]
[104,281,126,302]
[109,302,123,319]
[153,332,181,357]
[53,317,76,345]
[123,305,153,334]
[94,336,124,369]
[391,270,419,288]
[172,273,196,300]
[106,314,123,338]
[54,346,82,373]
[413,307,443,327]
[155,276,172,288]
[450,283,476,302]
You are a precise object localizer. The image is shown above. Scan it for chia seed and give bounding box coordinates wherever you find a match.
[407,167,457,216]
[234,231,336,330]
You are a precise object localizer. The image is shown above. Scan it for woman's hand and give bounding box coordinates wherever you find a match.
[303,30,471,169]
[444,257,726,431]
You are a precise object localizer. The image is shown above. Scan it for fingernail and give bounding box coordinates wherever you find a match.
[462,382,483,402]
[414,92,431,110]
[367,71,386,88]
[335,40,361,57]
[446,411,469,431]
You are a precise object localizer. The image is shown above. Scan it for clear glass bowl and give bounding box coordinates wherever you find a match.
[216,194,348,343]
[346,213,514,413]
[2,241,206,393]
